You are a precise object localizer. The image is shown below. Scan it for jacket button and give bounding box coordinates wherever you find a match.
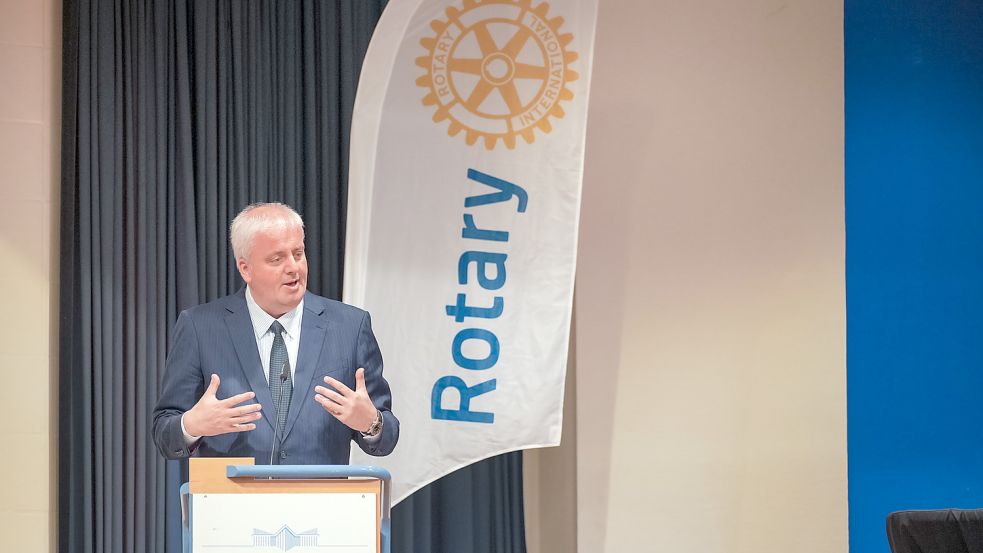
[280,451,287,459]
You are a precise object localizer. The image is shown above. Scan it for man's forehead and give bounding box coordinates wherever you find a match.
[254,227,304,246]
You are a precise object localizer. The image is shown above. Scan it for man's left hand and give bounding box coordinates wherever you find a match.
[315,367,378,433]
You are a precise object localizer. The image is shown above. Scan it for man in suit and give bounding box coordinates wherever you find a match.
[152,202,398,464]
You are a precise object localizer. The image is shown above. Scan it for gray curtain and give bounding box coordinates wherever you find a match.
[58,1,526,552]
[393,453,528,553]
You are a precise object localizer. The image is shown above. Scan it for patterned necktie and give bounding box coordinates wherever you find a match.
[268,321,293,441]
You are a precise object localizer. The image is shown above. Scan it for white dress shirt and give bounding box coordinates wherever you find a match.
[244,286,304,383]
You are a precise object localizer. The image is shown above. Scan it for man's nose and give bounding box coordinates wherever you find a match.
[285,255,298,273]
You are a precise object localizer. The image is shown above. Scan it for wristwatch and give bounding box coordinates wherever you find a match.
[361,410,383,437]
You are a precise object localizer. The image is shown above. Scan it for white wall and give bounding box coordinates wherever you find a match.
[527,1,847,552]
[0,0,60,551]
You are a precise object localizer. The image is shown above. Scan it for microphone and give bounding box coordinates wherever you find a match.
[268,359,290,468]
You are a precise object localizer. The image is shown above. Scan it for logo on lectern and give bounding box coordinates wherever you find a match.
[251,525,319,551]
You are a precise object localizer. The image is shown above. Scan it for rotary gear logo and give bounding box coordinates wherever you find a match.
[416,0,580,150]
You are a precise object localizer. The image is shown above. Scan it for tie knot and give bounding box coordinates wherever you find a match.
[269,321,285,337]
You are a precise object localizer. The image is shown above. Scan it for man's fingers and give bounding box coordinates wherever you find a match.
[314,394,345,415]
[314,394,340,407]
[322,375,354,397]
[229,412,262,424]
[314,386,346,404]
[231,422,257,432]
[355,368,366,391]
[205,374,220,396]
[230,403,263,416]
[221,390,256,407]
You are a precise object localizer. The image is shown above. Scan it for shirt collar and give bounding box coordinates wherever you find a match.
[244,286,304,340]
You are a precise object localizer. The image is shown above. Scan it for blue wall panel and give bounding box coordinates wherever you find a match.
[846,2,983,552]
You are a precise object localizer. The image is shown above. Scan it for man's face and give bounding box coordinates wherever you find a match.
[237,223,308,318]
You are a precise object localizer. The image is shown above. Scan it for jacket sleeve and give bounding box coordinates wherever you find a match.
[152,310,205,459]
[352,312,400,456]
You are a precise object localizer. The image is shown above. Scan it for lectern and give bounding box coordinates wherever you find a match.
[180,458,391,553]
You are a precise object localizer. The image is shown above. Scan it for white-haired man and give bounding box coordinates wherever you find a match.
[153,202,398,464]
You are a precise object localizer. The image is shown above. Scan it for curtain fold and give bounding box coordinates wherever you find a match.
[59,1,526,552]
[392,453,528,553]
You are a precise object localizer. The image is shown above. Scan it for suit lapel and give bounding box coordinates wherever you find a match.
[224,294,276,432]
[282,294,330,441]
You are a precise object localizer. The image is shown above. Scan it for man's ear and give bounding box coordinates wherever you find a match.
[237,258,252,284]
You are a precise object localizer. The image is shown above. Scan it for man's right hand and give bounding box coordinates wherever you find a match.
[183,374,262,437]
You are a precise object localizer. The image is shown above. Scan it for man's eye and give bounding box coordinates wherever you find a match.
[269,256,280,263]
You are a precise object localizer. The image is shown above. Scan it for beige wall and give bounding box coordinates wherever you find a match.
[527,1,847,552]
[523,332,578,553]
[0,0,60,551]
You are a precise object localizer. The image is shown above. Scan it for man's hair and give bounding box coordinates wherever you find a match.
[229,202,305,260]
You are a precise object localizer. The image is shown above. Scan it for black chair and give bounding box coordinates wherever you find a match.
[887,509,983,553]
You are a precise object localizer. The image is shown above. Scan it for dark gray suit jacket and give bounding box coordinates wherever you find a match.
[152,289,398,464]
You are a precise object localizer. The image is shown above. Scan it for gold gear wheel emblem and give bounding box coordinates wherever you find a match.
[416,0,580,150]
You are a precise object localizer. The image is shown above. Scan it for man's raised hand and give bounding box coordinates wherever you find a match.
[183,374,262,437]
[314,368,378,433]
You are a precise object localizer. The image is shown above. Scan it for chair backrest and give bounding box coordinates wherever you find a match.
[887,509,983,553]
